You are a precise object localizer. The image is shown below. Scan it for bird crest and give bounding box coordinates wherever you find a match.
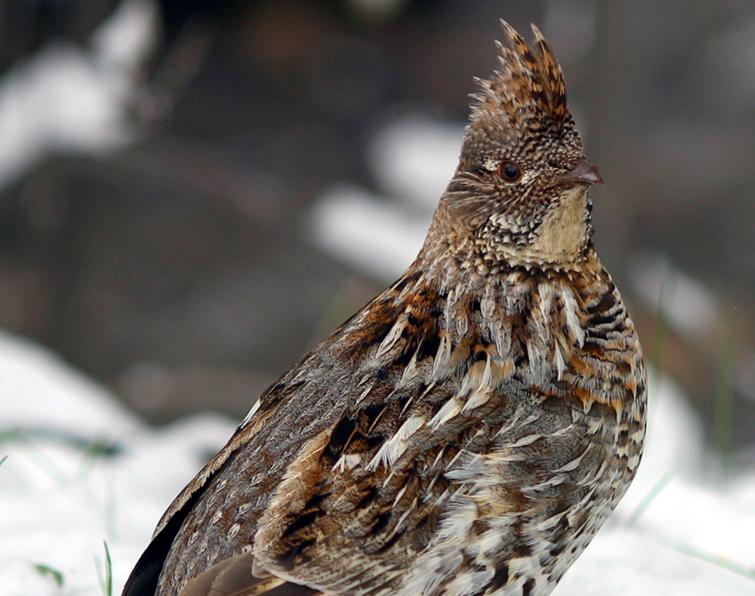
[472,21,569,126]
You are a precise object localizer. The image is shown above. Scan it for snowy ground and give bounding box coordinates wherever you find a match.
[0,0,157,189]
[1,330,753,595]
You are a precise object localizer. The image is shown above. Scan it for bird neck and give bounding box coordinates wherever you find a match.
[490,187,593,272]
[418,187,594,277]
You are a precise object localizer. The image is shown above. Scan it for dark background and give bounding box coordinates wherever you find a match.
[1,0,753,454]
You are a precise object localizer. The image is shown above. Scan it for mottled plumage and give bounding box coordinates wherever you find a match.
[124,21,646,596]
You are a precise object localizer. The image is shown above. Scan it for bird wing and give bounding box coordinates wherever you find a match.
[123,270,439,594]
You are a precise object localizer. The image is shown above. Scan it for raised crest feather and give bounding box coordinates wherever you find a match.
[472,21,569,124]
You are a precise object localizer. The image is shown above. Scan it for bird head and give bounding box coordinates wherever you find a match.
[429,22,602,273]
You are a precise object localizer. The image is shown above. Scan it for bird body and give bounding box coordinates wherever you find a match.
[125,21,646,596]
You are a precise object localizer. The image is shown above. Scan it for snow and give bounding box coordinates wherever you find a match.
[0,332,141,442]
[309,184,428,279]
[367,115,463,211]
[559,531,753,596]
[0,330,237,595]
[310,114,461,280]
[0,330,753,595]
[0,0,157,188]
[627,251,718,340]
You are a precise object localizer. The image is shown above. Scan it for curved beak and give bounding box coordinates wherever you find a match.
[560,159,603,186]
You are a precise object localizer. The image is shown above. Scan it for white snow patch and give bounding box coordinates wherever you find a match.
[628,251,718,339]
[0,330,141,441]
[309,116,463,279]
[93,0,158,70]
[309,184,427,279]
[0,0,157,187]
[559,528,755,596]
[367,115,462,210]
[0,330,236,594]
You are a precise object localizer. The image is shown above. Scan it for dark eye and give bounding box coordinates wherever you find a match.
[497,160,522,182]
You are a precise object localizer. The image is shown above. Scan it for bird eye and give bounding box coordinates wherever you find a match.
[497,160,522,182]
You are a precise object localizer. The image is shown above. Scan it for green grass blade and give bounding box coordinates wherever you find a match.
[77,436,112,479]
[33,563,64,587]
[95,540,113,596]
[626,473,674,526]
[657,535,755,582]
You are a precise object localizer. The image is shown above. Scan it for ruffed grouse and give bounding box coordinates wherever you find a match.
[125,21,646,596]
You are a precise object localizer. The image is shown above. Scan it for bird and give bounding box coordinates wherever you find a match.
[124,20,647,596]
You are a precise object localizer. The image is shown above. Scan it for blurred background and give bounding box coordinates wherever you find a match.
[1,0,752,450]
[1,0,754,593]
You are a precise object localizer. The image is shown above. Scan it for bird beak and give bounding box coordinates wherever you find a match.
[560,159,603,186]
